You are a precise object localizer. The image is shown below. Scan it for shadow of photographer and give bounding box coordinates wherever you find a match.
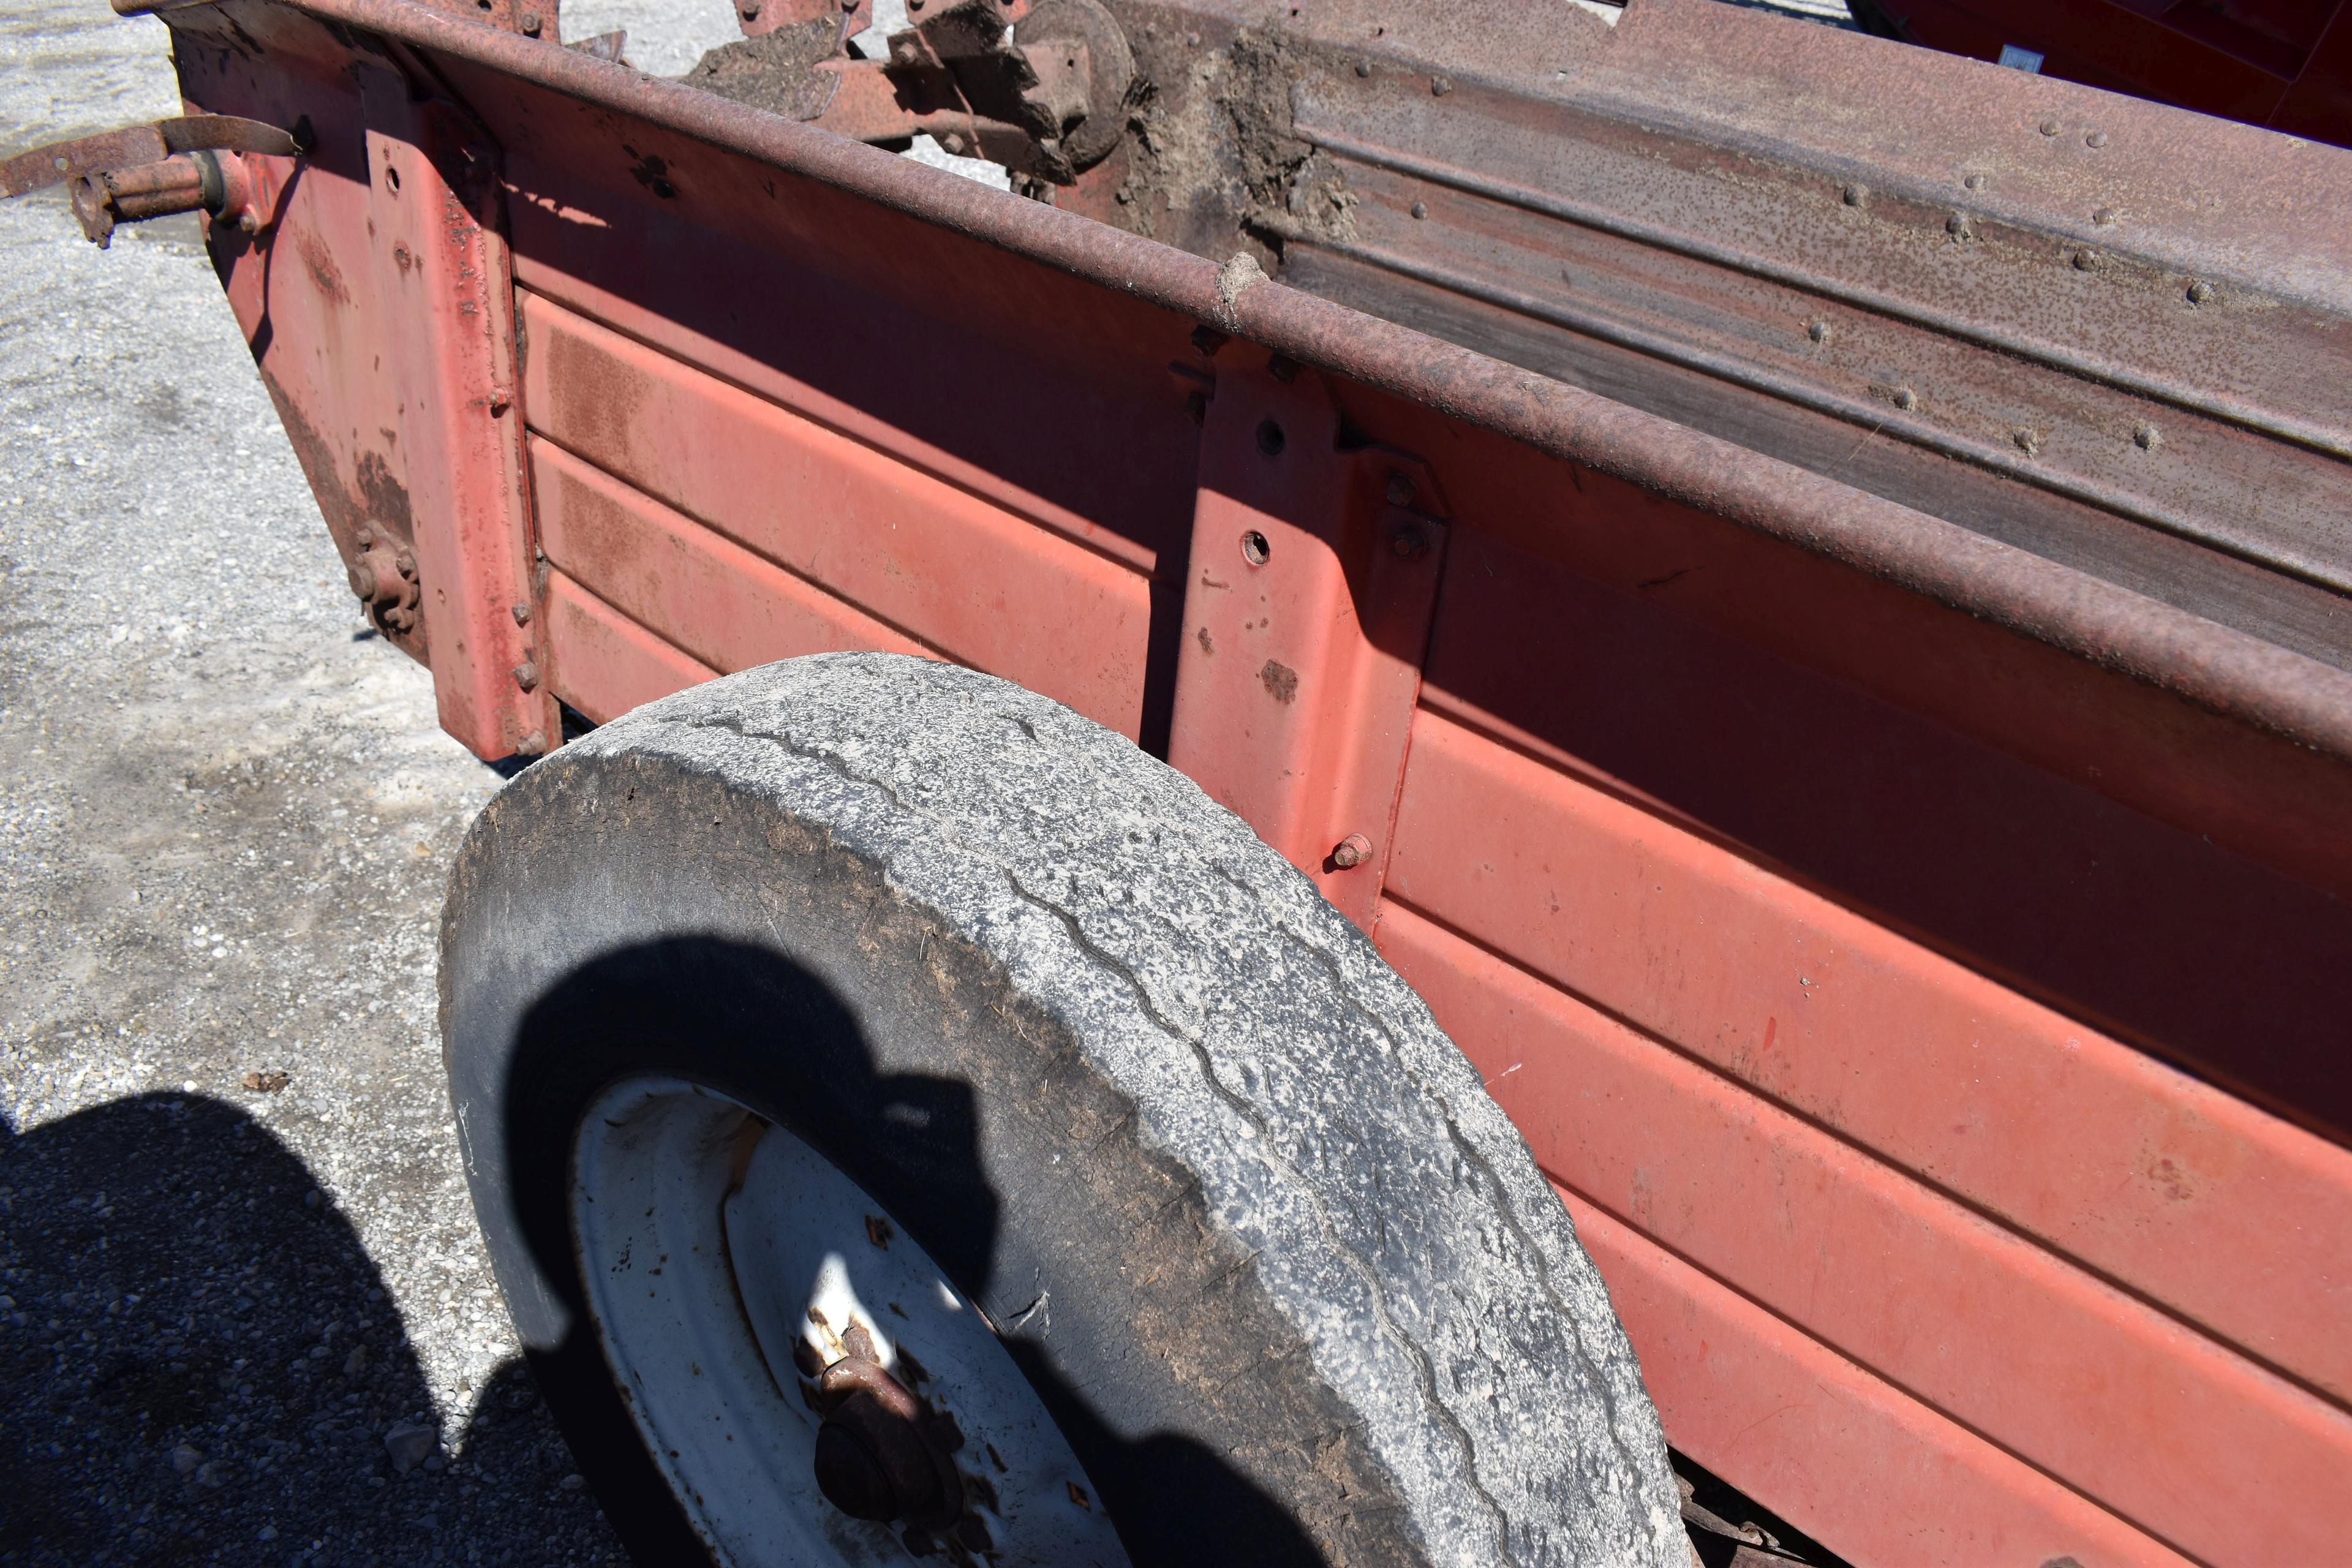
[0,1092,621,1566]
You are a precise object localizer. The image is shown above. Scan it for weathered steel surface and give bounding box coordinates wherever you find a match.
[1376,721,2352,1568]
[136,0,2352,759]
[1870,0,2352,150]
[1385,701,2352,1408]
[1077,0,2352,664]
[0,113,301,198]
[1555,1189,2203,1568]
[355,72,552,757]
[1166,358,1446,928]
[516,290,1157,737]
[104,0,2352,1559]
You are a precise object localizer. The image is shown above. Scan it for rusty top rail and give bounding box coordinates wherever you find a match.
[130,0,2352,762]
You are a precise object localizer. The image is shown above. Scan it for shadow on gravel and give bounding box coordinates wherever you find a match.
[0,1093,622,1566]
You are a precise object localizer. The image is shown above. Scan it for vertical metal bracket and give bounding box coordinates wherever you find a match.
[1166,357,1449,931]
[361,74,554,758]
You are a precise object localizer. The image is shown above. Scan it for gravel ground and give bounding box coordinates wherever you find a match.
[0,4,626,1563]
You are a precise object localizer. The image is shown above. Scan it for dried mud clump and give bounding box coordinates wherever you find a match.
[1112,26,1356,262]
[685,19,847,121]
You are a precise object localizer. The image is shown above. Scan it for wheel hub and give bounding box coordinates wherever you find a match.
[809,1330,963,1528]
[567,1077,1129,1566]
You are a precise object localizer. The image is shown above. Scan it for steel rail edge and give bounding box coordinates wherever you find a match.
[1297,120,2352,467]
[122,0,2352,764]
[1275,219,2352,598]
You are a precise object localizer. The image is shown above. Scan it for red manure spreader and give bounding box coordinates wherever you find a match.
[7,0,2349,1561]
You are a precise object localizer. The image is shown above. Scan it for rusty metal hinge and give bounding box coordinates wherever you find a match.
[0,114,308,247]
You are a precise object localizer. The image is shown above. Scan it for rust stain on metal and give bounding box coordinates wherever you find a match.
[1259,657,1297,703]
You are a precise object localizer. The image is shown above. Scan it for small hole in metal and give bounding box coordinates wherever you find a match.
[384,165,400,193]
[1240,531,1271,566]
[1255,420,1286,457]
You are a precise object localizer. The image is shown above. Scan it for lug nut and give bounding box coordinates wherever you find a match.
[811,1348,961,1528]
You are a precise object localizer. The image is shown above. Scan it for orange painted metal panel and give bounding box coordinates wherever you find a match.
[541,571,716,726]
[532,437,930,676]
[1379,747,2352,1562]
[1410,510,2352,1156]
[516,290,1154,739]
[507,253,1170,582]
[1164,363,1446,929]
[1382,704,2352,1405]
[1551,1193,2194,1568]
[358,83,553,759]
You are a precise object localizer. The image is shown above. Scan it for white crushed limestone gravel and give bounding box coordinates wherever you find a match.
[0,2,650,1561]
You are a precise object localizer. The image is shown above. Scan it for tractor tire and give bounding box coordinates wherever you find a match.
[439,652,1685,1568]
